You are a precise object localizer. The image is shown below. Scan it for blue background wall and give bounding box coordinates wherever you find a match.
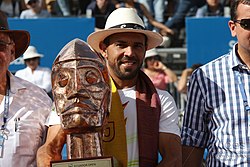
[8,18,95,72]
[9,17,238,71]
[186,17,237,67]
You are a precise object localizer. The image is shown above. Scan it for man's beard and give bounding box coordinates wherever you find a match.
[109,61,142,80]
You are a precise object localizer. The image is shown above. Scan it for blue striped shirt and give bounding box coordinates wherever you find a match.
[181,44,250,166]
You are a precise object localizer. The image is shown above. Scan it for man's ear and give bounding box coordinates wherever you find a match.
[228,20,237,37]
[99,42,108,58]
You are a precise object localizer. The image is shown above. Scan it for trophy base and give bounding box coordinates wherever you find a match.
[50,156,120,167]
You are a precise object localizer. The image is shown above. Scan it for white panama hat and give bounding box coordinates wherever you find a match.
[23,46,44,60]
[145,48,158,58]
[87,8,163,52]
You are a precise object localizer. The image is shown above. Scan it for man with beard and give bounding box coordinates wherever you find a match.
[37,8,181,167]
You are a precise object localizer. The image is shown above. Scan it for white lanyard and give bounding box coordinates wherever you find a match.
[0,76,10,158]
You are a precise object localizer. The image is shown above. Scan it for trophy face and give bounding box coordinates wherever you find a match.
[52,39,111,131]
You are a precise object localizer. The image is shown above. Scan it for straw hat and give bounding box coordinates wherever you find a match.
[87,8,163,52]
[23,46,44,60]
[0,10,30,59]
[145,48,158,58]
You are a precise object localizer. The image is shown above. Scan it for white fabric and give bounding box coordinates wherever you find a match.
[15,66,52,93]
[0,72,52,167]
[20,9,51,19]
[118,86,180,166]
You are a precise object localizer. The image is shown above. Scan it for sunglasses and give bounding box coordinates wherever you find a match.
[234,19,250,30]
[0,40,13,51]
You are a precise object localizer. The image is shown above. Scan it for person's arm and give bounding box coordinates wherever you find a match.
[156,61,177,83]
[182,145,204,167]
[177,68,193,93]
[37,124,66,167]
[157,133,182,167]
[139,3,174,35]
[157,89,181,166]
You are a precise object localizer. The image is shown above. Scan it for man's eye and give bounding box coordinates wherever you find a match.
[57,73,69,87]
[85,71,100,84]
[116,43,126,48]
[135,43,144,49]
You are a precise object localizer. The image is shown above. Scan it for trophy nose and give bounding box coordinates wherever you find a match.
[67,80,90,100]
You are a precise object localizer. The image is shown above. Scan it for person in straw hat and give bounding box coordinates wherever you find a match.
[0,10,52,166]
[37,8,181,167]
[15,45,52,96]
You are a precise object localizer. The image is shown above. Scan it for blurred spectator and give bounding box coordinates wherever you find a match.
[15,46,52,97]
[165,0,206,31]
[0,0,23,17]
[143,48,177,90]
[117,0,174,47]
[86,0,115,31]
[45,0,62,16]
[177,63,202,94]
[137,0,165,30]
[195,0,224,17]
[57,0,71,16]
[20,0,51,18]
[77,0,92,15]
[164,0,228,46]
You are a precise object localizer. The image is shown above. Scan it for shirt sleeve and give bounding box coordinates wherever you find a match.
[158,89,180,136]
[45,103,61,126]
[181,69,208,148]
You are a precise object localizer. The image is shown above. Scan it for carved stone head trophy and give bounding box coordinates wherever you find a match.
[51,39,111,160]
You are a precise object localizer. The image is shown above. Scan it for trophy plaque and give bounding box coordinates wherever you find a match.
[50,39,119,167]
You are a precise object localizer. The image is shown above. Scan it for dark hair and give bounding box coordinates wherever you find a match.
[24,57,40,66]
[230,0,250,20]
[191,63,203,70]
[144,55,161,68]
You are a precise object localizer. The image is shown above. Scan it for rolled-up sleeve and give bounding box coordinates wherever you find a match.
[181,69,208,148]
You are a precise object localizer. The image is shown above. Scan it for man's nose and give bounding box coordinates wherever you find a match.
[124,46,134,57]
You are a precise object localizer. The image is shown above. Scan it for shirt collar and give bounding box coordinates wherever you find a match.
[7,71,26,94]
[230,43,249,71]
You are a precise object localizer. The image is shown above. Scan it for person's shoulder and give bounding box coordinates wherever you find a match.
[201,52,230,70]
[20,9,32,15]
[156,88,174,101]
[40,10,51,17]
[14,68,26,75]
[37,66,51,72]
[13,75,48,95]
[20,10,29,18]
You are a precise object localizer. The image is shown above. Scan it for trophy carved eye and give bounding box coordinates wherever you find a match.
[85,70,101,84]
[58,72,69,87]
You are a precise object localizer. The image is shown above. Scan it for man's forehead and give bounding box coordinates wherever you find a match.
[109,32,146,39]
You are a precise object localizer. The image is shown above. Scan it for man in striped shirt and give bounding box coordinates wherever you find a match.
[182,0,250,166]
